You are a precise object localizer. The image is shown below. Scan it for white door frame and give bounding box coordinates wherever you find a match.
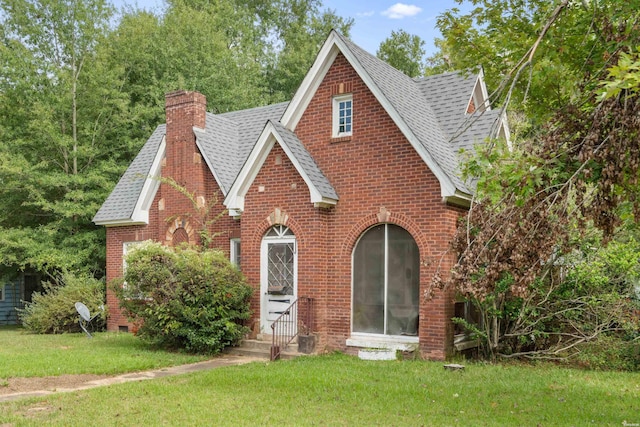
[260,226,297,334]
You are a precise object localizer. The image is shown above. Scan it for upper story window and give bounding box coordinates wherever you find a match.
[333,94,352,137]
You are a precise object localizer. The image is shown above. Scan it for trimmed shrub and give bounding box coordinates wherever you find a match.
[19,273,106,334]
[113,242,252,354]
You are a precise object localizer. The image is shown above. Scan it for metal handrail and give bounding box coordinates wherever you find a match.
[270,296,314,361]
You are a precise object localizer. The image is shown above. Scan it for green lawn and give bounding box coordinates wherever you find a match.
[1,350,638,426]
[0,326,208,377]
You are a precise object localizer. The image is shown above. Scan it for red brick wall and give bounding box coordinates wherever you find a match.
[105,57,466,359]
[241,53,463,359]
[105,91,240,331]
[240,143,331,343]
[105,222,158,331]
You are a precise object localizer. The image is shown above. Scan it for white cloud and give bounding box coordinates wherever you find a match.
[356,10,375,17]
[381,3,422,19]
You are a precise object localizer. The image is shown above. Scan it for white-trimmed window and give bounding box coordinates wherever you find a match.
[122,242,144,287]
[333,94,353,137]
[122,241,146,300]
[122,242,142,273]
[0,284,4,302]
[230,238,241,269]
[352,224,420,337]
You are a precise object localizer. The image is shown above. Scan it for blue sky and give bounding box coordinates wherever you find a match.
[114,1,472,57]
[322,1,472,55]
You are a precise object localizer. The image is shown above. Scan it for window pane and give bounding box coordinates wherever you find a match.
[231,239,241,268]
[267,242,294,295]
[266,225,292,237]
[386,226,420,336]
[353,225,385,333]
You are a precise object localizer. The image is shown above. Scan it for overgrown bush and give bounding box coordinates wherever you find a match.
[19,273,106,334]
[113,242,252,354]
[574,334,640,372]
[452,238,640,363]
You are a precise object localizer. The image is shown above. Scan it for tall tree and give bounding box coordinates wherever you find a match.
[429,1,640,359]
[376,29,426,77]
[431,0,618,122]
[258,0,353,100]
[0,0,130,278]
[0,0,354,281]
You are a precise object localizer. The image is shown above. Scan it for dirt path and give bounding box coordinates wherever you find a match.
[0,374,109,396]
[0,355,264,402]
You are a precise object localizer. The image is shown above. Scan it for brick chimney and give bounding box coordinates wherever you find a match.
[164,90,207,188]
[161,91,208,242]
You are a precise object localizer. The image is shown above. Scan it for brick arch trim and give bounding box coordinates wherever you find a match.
[248,208,306,249]
[340,208,429,261]
[164,216,195,245]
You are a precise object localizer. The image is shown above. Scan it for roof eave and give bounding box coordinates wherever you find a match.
[94,217,150,227]
[314,198,338,208]
[444,191,473,209]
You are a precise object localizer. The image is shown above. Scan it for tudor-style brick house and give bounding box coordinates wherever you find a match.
[94,31,508,359]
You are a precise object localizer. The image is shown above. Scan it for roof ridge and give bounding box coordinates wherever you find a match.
[414,68,484,82]
[335,31,417,87]
[219,101,290,118]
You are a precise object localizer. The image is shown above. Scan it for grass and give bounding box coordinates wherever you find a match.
[0,352,639,426]
[0,326,208,378]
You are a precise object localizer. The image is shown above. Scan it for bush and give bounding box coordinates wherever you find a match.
[574,334,640,371]
[113,242,252,354]
[19,273,106,334]
[457,238,640,361]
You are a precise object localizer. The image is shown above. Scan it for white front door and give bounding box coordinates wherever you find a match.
[260,225,297,334]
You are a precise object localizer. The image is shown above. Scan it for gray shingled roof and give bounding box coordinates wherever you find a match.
[336,33,471,193]
[417,71,502,153]
[93,125,165,224]
[336,33,503,194]
[194,115,239,194]
[196,102,288,194]
[95,32,503,225]
[417,71,477,140]
[219,102,289,164]
[270,121,338,201]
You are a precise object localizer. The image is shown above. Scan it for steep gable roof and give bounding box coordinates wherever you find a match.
[93,103,287,225]
[224,120,338,215]
[95,31,507,226]
[93,125,165,226]
[195,102,289,194]
[280,30,506,200]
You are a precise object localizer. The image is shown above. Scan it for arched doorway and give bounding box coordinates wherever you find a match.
[352,224,419,336]
[260,225,297,334]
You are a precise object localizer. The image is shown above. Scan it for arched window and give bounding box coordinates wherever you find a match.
[352,224,419,336]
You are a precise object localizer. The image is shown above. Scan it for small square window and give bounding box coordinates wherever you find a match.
[333,95,353,137]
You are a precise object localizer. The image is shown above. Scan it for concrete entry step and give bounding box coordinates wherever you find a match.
[224,339,302,360]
